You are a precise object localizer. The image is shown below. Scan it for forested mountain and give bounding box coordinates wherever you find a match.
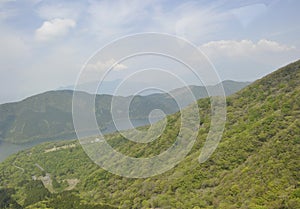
[59,79,250,97]
[0,60,299,209]
[0,81,249,144]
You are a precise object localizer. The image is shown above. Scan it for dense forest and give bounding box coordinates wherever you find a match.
[0,61,299,208]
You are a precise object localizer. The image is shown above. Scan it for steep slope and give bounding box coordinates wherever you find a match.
[0,81,249,143]
[0,61,299,209]
[0,90,177,143]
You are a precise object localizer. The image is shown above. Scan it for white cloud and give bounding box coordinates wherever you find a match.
[79,58,128,84]
[86,58,128,73]
[86,0,154,39]
[199,39,299,81]
[201,39,295,58]
[35,18,76,42]
[1,0,300,103]
[256,39,295,52]
[85,0,226,42]
[143,1,230,42]
[173,2,229,41]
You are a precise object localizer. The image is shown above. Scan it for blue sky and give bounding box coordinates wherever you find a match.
[0,0,300,103]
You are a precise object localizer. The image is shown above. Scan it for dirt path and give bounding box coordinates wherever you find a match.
[65,179,80,191]
[12,162,24,172]
[34,163,55,193]
[35,163,45,171]
[33,163,79,192]
[44,143,77,153]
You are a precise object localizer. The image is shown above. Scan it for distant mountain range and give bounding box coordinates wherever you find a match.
[0,60,298,208]
[0,81,250,143]
[59,79,251,96]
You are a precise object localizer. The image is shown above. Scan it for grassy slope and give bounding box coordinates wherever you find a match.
[0,61,299,208]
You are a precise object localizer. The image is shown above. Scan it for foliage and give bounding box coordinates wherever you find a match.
[0,82,249,143]
[23,180,51,207]
[0,188,22,209]
[0,61,299,208]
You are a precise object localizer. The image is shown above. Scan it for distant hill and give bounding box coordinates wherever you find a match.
[0,61,298,208]
[0,81,249,143]
[59,79,251,96]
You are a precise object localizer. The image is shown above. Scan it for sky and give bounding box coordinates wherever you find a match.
[0,0,300,104]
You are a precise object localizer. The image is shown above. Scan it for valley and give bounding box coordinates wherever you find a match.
[0,61,299,208]
[0,81,249,162]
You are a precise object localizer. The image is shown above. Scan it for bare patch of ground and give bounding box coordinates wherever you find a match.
[44,143,77,153]
[65,179,80,191]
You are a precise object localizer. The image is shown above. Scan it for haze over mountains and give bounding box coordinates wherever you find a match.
[59,79,251,96]
[0,60,299,208]
[1,0,299,208]
[0,80,249,144]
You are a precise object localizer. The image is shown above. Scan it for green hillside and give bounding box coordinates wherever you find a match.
[0,61,299,209]
[0,81,249,144]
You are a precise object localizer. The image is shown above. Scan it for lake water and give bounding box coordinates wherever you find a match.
[0,140,45,162]
[0,118,156,162]
[0,137,78,162]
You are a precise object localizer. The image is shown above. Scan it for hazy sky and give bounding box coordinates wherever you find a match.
[0,0,300,104]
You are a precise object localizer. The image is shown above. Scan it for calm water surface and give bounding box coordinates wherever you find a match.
[0,118,154,162]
